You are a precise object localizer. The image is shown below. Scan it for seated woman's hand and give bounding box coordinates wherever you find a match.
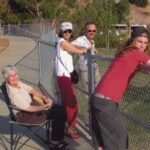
[47,99,53,107]
[43,101,52,110]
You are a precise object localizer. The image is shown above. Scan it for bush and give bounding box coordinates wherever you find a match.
[116,0,130,23]
[65,0,76,8]
[128,0,148,7]
[56,7,72,21]
[135,0,148,7]
[5,13,20,24]
[128,0,136,3]
[95,29,129,49]
[95,34,107,48]
[41,2,58,19]
[95,33,120,49]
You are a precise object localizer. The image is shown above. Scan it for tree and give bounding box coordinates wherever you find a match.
[40,0,63,27]
[128,0,148,7]
[5,13,20,24]
[65,0,76,8]
[94,0,117,49]
[0,0,9,23]
[72,3,98,36]
[135,0,148,7]
[115,0,130,23]
[13,0,41,20]
[128,0,135,3]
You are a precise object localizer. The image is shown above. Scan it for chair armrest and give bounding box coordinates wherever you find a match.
[8,105,23,111]
[8,105,46,113]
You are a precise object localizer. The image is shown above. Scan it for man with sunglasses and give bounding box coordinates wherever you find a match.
[72,21,100,92]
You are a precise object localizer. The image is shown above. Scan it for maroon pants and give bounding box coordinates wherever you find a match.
[57,75,78,127]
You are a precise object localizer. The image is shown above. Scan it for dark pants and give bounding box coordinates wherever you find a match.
[46,105,67,141]
[91,95,128,150]
[17,104,66,141]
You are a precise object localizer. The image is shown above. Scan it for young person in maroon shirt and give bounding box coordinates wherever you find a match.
[91,27,150,150]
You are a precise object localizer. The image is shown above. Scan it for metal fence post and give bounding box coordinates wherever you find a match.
[87,48,95,96]
[87,48,95,142]
[8,24,10,36]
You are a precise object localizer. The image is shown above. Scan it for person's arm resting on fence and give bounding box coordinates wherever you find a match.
[60,40,87,54]
[138,58,150,72]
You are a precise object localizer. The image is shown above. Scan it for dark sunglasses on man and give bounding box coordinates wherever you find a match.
[88,30,96,33]
[63,29,72,33]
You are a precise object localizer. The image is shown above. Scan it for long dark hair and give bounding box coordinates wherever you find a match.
[115,27,150,56]
[58,30,64,38]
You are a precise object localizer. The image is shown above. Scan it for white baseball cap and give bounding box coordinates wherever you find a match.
[60,22,73,31]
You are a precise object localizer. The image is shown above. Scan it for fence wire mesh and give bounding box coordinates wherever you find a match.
[76,54,150,150]
[90,57,150,150]
[15,46,40,86]
[121,69,150,150]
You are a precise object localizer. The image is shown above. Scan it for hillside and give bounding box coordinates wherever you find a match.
[130,3,150,25]
[1,1,150,26]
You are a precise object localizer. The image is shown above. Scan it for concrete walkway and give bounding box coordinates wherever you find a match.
[0,36,95,150]
[0,36,36,82]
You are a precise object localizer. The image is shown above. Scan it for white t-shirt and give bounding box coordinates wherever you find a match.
[55,38,74,77]
[72,35,95,49]
[72,35,95,70]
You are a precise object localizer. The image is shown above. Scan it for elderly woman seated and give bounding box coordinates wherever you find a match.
[2,65,69,150]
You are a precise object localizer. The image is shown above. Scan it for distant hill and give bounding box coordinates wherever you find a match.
[1,0,150,26]
[130,3,150,25]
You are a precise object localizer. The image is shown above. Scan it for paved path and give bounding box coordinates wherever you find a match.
[0,36,95,150]
[0,36,36,82]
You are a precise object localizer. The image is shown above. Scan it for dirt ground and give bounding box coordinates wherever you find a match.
[0,37,9,52]
[130,3,150,25]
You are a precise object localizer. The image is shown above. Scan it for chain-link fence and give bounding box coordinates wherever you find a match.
[2,24,55,87]
[121,69,150,150]
[78,51,150,150]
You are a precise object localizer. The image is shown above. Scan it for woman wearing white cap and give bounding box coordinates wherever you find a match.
[55,22,87,139]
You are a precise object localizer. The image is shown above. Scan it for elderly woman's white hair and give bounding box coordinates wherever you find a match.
[2,65,18,79]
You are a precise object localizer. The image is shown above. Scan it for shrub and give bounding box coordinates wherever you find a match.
[128,0,136,3]
[128,0,148,7]
[95,34,107,48]
[116,0,130,23]
[95,29,129,49]
[65,0,76,8]
[135,0,148,7]
[5,13,20,24]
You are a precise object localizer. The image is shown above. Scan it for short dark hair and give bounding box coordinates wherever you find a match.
[85,21,97,28]
[58,30,73,39]
[58,30,64,38]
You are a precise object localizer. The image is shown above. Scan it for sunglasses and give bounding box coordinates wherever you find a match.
[63,29,72,33]
[88,30,96,33]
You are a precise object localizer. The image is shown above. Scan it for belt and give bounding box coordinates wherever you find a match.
[94,93,111,100]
